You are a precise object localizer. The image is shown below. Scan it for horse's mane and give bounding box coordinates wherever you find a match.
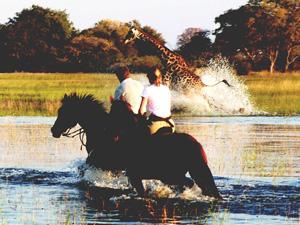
[110,100,150,137]
[61,93,106,114]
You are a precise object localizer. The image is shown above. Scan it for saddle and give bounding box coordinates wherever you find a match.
[147,114,175,135]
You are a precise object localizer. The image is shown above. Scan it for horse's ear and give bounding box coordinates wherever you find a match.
[109,95,114,104]
[61,93,67,103]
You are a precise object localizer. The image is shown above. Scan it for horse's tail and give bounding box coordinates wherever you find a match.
[188,141,222,199]
[203,79,232,87]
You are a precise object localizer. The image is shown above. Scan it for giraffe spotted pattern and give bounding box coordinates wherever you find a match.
[125,26,207,92]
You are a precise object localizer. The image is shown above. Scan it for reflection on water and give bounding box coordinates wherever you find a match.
[0,117,299,224]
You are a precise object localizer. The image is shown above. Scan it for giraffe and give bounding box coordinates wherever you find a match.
[124,25,231,93]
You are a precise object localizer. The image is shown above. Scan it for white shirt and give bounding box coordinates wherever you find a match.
[141,84,171,118]
[114,78,143,114]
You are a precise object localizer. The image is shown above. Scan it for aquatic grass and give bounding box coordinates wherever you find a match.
[63,209,87,225]
[241,145,293,178]
[204,207,230,225]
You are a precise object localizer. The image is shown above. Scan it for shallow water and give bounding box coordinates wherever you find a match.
[0,116,299,224]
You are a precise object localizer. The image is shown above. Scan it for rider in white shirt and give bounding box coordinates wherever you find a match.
[138,67,175,135]
[114,66,143,114]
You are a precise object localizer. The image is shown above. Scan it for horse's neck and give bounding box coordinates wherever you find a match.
[78,117,97,132]
[130,115,150,138]
[78,111,106,139]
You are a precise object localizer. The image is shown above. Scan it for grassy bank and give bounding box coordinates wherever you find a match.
[241,71,300,115]
[0,72,299,116]
[0,73,118,116]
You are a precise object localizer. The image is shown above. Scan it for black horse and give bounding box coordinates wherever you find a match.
[51,93,222,199]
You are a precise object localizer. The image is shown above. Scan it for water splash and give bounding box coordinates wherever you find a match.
[80,165,130,190]
[79,165,213,201]
[172,58,259,116]
[143,180,214,201]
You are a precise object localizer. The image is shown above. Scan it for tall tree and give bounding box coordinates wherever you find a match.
[214,0,299,73]
[83,19,129,55]
[68,19,165,72]
[276,0,300,71]
[66,34,122,72]
[177,30,213,66]
[176,27,201,49]
[4,5,76,72]
[214,6,252,57]
[0,24,9,71]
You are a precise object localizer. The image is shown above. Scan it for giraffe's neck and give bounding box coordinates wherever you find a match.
[136,29,191,86]
[138,32,184,66]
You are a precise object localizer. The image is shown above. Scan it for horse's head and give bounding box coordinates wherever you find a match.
[124,24,140,44]
[51,93,108,139]
[51,94,79,138]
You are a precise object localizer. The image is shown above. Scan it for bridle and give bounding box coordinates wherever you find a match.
[62,127,86,149]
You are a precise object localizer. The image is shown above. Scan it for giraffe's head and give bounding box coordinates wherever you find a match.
[124,26,140,44]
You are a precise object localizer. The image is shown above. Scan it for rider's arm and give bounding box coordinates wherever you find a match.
[138,97,147,116]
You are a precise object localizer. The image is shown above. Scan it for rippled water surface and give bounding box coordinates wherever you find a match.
[0,116,299,224]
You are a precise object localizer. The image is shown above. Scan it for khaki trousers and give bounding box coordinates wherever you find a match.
[148,118,175,135]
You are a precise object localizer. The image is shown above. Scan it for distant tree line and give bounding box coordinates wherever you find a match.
[0,0,299,75]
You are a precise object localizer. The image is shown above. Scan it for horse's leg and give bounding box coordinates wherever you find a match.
[86,148,96,166]
[177,176,195,192]
[189,163,222,200]
[163,176,195,193]
[128,175,145,197]
[182,176,195,189]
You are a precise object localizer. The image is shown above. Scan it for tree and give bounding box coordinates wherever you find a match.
[214,0,299,73]
[176,27,201,48]
[68,19,164,72]
[83,19,130,56]
[177,30,213,66]
[214,4,266,71]
[214,6,251,55]
[277,0,300,71]
[4,5,76,71]
[0,24,9,71]
[66,34,122,72]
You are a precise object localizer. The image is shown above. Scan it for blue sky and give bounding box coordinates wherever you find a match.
[0,0,248,48]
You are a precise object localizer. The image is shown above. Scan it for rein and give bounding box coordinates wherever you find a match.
[62,127,86,149]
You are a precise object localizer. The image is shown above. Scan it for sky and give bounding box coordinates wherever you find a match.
[0,0,248,49]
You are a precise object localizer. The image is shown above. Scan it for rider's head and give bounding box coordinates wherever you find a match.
[115,66,130,82]
[147,66,162,86]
